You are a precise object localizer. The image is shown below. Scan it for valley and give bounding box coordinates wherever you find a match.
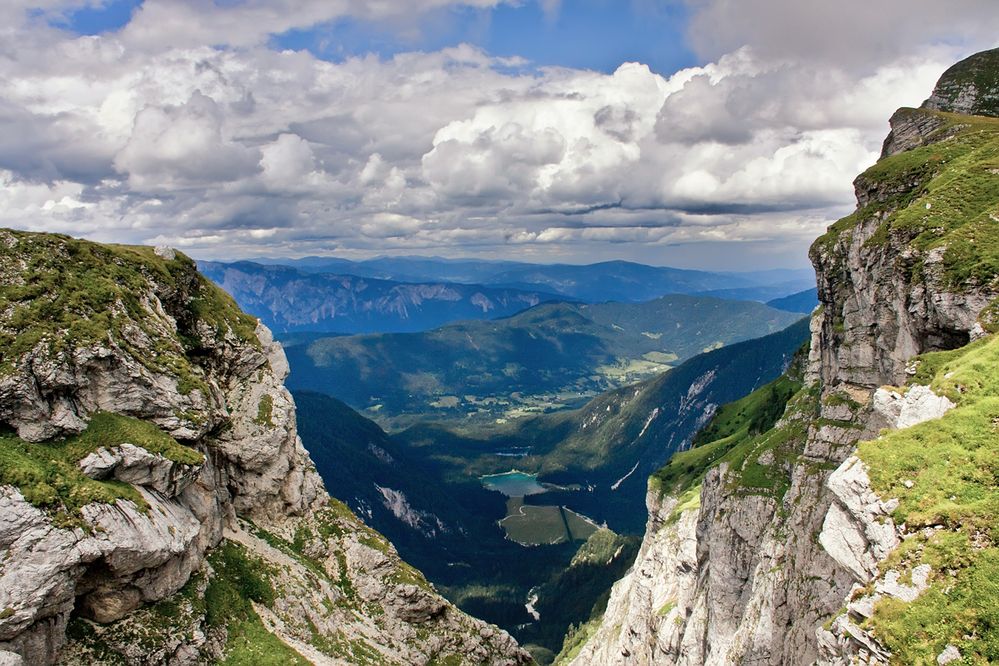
[3,4,998,664]
[194,252,812,660]
[282,295,803,428]
[198,254,813,660]
[287,313,809,658]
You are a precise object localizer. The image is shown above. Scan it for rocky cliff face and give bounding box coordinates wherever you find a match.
[566,51,999,666]
[0,231,528,665]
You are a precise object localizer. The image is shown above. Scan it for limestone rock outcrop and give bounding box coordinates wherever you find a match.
[922,47,999,117]
[0,231,528,665]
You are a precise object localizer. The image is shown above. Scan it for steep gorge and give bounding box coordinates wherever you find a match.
[566,48,999,665]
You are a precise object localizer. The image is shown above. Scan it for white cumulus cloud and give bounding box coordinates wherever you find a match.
[0,1,997,267]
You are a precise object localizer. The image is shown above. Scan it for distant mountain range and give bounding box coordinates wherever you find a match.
[766,287,819,313]
[210,257,815,317]
[198,260,563,334]
[283,296,803,427]
[695,281,816,304]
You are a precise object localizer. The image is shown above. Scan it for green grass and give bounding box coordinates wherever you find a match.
[205,541,278,624]
[657,600,677,617]
[650,374,805,499]
[204,541,308,665]
[554,615,602,664]
[0,230,259,380]
[0,412,202,525]
[857,334,999,662]
[71,412,204,465]
[665,485,702,525]
[220,616,311,666]
[979,297,999,334]
[811,110,999,293]
[255,394,274,427]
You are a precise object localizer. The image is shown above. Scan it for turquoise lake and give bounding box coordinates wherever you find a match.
[480,471,547,497]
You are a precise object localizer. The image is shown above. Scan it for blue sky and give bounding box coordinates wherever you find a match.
[59,0,697,75]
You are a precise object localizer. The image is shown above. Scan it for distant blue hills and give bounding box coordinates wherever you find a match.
[200,257,815,334]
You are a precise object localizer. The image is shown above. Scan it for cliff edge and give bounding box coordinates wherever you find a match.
[564,49,999,666]
[0,230,529,665]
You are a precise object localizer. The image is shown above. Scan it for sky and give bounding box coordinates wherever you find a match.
[2,1,998,270]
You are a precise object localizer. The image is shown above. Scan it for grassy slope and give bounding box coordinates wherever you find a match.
[857,335,999,663]
[0,229,258,379]
[812,110,999,296]
[648,372,805,503]
[640,336,998,662]
[0,412,203,527]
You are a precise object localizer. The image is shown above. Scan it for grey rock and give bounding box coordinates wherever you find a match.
[78,444,202,497]
[872,385,955,430]
[876,566,931,603]
[922,48,999,117]
[153,246,176,261]
[937,644,962,665]
[820,457,899,581]
[0,651,23,666]
[880,107,947,158]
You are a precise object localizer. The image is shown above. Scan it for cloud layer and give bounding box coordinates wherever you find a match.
[1,1,996,267]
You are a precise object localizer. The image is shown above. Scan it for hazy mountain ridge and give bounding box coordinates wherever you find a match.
[198,260,563,334]
[766,287,819,313]
[227,256,814,304]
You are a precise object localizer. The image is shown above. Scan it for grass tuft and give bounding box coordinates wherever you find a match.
[858,335,999,662]
[0,412,202,526]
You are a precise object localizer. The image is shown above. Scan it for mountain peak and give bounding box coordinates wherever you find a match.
[922,47,999,117]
